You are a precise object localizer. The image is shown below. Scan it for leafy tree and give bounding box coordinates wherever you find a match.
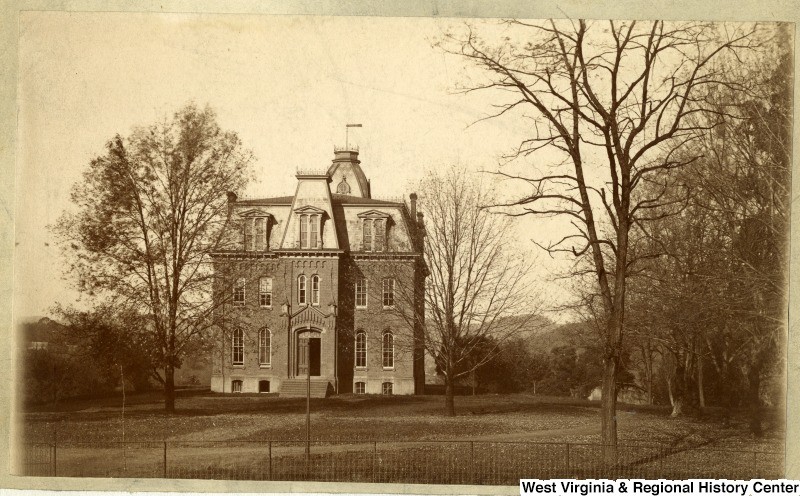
[56,305,156,392]
[55,103,254,412]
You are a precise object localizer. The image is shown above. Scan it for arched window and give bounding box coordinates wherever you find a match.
[382,331,394,369]
[259,328,271,366]
[355,331,367,369]
[363,219,372,250]
[254,217,267,251]
[244,216,269,251]
[232,328,244,365]
[361,217,387,252]
[374,219,385,251]
[300,214,308,248]
[231,380,243,393]
[382,382,393,395]
[309,215,319,248]
[354,382,366,394]
[311,275,320,305]
[299,214,321,249]
[298,275,307,304]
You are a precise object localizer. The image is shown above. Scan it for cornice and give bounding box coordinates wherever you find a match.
[351,252,422,261]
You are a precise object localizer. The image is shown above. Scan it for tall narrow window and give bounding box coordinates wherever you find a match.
[309,215,319,248]
[232,328,244,365]
[255,217,266,251]
[233,278,246,306]
[259,328,271,366]
[355,331,367,369]
[259,277,272,307]
[298,275,307,304]
[300,214,308,248]
[355,278,367,308]
[244,219,254,250]
[382,331,394,369]
[363,219,372,251]
[374,219,385,251]
[311,275,320,305]
[382,278,395,308]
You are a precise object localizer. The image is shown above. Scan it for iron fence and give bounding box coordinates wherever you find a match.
[17,439,784,484]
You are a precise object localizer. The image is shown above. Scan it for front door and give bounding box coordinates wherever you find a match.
[297,331,321,377]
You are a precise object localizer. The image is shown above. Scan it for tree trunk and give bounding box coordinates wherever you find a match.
[165,363,176,413]
[748,364,762,436]
[471,369,476,396]
[667,376,674,407]
[600,357,618,464]
[697,356,706,410]
[444,376,455,417]
[671,362,687,417]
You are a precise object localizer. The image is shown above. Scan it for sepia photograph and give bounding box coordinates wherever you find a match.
[5,5,794,490]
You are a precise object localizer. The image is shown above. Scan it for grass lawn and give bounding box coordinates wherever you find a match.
[16,390,785,481]
[20,389,784,447]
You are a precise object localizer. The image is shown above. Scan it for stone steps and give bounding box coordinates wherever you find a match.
[280,379,331,398]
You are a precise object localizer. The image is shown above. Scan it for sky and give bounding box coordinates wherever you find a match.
[15,12,578,321]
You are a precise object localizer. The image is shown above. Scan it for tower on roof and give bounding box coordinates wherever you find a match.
[328,147,371,198]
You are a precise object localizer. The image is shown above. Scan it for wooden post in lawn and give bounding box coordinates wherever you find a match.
[470,441,475,484]
[306,339,311,461]
[52,424,58,477]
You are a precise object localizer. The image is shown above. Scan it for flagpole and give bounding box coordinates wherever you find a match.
[346,123,362,150]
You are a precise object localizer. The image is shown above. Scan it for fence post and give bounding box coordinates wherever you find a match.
[53,427,58,477]
[565,443,570,476]
[163,441,167,478]
[470,441,475,485]
[372,441,377,483]
[268,441,272,480]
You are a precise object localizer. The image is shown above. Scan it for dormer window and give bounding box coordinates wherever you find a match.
[240,210,271,251]
[358,211,390,252]
[294,206,326,249]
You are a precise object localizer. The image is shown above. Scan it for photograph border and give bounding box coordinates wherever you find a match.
[1,0,797,493]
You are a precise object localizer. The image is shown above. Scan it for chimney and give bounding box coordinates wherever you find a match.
[226,191,238,216]
[409,193,417,219]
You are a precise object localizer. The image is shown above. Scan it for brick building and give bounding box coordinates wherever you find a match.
[210,148,426,396]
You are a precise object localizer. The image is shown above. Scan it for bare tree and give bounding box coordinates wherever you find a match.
[55,103,254,412]
[442,20,756,459]
[411,166,540,416]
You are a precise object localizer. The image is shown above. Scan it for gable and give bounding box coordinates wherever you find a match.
[294,205,327,216]
[238,208,273,218]
[357,209,391,219]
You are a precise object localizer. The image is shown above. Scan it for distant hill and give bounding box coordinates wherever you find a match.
[523,320,602,354]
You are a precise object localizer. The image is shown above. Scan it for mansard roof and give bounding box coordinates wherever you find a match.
[238,194,403,208]
[331,194,403,206]
[237,195,294,206]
